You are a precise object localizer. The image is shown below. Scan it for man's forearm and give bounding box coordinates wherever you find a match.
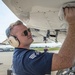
[52,7,75,71]
[59,25,75,63]
[52,25,75,71]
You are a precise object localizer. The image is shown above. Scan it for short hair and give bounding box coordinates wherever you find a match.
[6,20,23,37]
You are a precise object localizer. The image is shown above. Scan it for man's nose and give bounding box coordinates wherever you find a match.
[27,30,31,36]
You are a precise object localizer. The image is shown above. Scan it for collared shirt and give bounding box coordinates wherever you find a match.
[13,48,54,75]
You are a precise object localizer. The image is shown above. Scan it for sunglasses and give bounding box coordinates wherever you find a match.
[23,28,31,36]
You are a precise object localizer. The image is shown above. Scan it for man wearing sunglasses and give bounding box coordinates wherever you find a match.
[6,7,75,75]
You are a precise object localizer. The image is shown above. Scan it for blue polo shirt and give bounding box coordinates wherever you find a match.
[13,48,54,75]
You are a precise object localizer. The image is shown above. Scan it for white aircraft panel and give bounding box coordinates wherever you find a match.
[2,0,74,43]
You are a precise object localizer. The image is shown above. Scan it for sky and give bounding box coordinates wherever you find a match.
[0,0,19,43]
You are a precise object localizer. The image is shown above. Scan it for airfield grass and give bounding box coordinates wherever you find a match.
[31,47,60,51]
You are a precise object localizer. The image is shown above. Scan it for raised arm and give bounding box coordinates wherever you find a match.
[52,7,75,71]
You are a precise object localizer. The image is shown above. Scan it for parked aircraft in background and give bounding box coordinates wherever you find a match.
[0,44,14,52]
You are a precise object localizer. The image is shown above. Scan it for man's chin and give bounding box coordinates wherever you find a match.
[31,39,34,43]
[32,39,34,42]
[29,39,34,44]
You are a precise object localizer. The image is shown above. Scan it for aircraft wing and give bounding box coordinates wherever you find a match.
[2,0,74,43]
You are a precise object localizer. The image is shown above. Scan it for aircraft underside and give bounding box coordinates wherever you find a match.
[2,0,75,43]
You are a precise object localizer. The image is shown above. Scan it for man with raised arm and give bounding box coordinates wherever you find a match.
[6,7,75,75]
